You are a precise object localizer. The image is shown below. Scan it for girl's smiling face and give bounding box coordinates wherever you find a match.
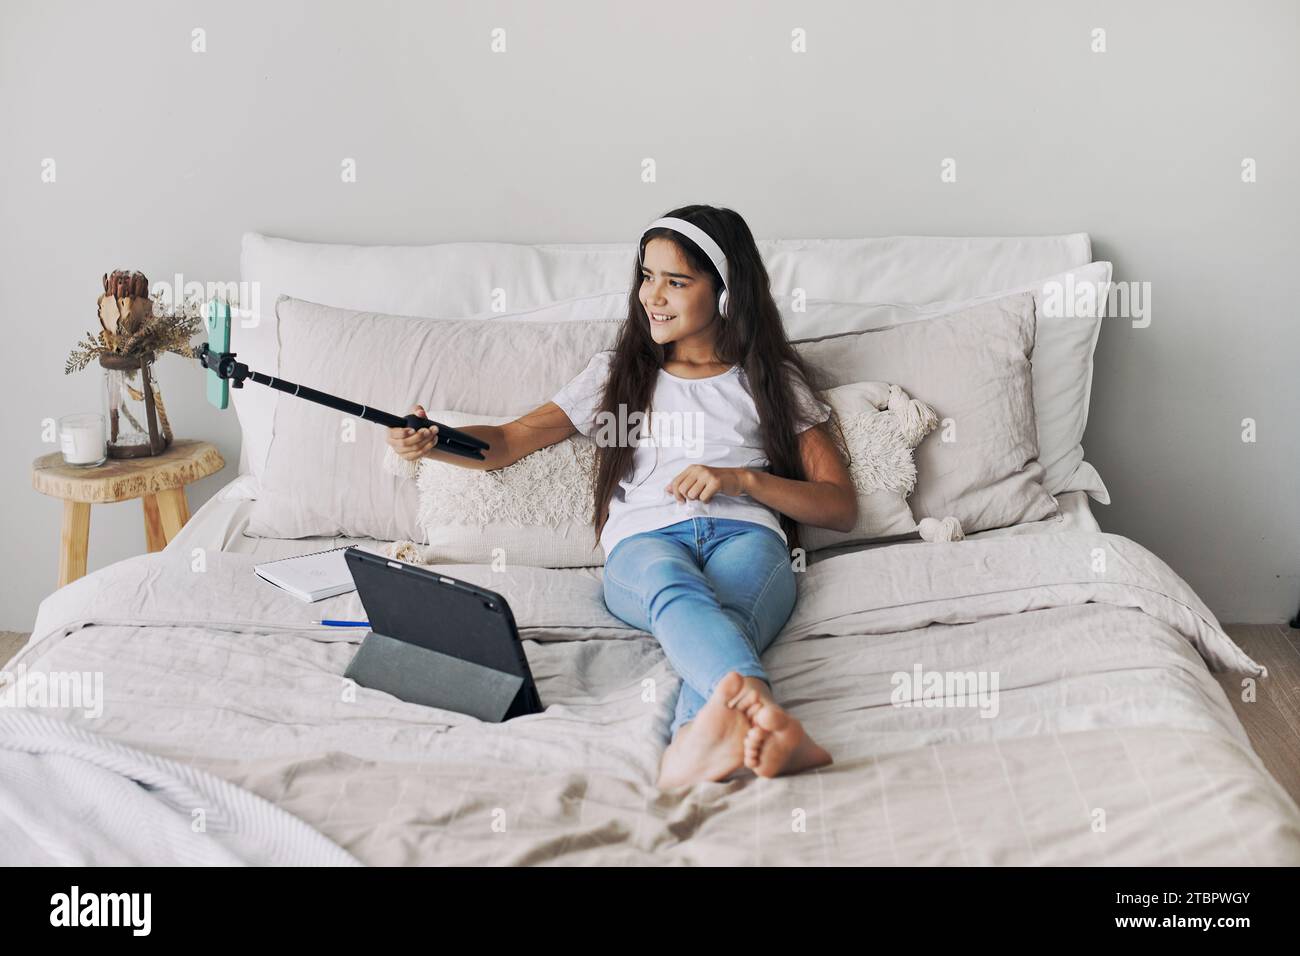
[640,238,722,356]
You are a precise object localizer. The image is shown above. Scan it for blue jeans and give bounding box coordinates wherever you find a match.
[601,517,797,741]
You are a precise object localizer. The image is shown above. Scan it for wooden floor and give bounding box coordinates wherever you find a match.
[1,624,1298,807]
[1211,624,1300,809]
[0,632,26,670]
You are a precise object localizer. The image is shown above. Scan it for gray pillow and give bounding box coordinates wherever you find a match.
[245,295,621,541]
[793,290,1057,534]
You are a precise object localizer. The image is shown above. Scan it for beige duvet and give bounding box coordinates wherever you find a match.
[11,529,1300,865]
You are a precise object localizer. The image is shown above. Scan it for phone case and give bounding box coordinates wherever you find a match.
[205,300,232,410]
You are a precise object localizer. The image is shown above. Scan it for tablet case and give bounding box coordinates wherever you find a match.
[342,548,542,722]
[346,633,525,721]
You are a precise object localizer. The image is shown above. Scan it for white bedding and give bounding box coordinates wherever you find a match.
[10,476,1300,865]
[0,712,359,866]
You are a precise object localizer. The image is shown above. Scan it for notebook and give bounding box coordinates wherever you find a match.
[254,546,358,602]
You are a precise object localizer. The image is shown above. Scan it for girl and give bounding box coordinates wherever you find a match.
[387,205,856,789]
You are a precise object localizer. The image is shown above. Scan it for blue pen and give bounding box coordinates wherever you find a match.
[312,619,370,627]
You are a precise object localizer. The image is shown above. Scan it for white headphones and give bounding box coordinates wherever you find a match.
[638,216,730,319]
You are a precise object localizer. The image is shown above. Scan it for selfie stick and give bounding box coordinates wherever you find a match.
[196,342,489,461]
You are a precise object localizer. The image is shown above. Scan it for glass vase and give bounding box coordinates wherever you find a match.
[99,352,173,458]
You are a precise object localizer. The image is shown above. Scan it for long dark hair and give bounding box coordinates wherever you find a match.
[589,204,849,555]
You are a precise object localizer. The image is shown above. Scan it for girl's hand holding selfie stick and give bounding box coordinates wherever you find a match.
[387,403,442,463]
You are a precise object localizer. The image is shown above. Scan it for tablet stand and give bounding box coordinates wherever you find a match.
[196,342,490,461]
[344,630,529,722]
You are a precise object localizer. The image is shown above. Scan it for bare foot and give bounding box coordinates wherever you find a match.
[744,700,833,779]
[656,671,752,790]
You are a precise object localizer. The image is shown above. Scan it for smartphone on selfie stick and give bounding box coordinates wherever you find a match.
[197,300,489,461]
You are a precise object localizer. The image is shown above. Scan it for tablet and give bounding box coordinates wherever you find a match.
[342,547,543,722]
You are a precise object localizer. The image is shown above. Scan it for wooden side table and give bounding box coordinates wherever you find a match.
[32,439,225,587]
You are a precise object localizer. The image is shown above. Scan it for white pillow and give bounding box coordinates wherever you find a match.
[237,231,1091,488]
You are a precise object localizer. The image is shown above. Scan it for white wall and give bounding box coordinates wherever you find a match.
[2,0,1296,628]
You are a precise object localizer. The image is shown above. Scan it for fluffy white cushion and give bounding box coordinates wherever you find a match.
[382,409,603,568]
[798,382,941,551]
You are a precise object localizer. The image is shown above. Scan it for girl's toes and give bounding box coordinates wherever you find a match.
[728,687,756,710]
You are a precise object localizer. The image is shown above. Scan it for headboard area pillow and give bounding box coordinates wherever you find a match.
[244,295,621,541]
[793,290,1058,536]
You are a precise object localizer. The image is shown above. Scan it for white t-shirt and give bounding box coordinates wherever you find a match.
[550,350,833,558]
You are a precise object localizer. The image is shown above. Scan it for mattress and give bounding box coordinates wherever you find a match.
[10,473,1299,865]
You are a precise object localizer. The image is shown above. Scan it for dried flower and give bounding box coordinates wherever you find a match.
[65,269,209,375]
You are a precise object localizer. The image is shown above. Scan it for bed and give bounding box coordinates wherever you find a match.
[6,232,1299,866]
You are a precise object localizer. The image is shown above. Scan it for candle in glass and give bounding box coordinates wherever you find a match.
[59,413,107,467]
